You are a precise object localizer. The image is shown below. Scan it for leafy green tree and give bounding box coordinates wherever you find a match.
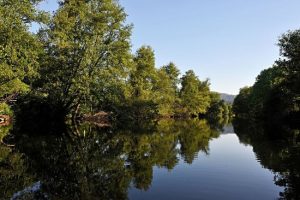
[233,66,285,120]
[275,30,300,121]
[207,92,223,119]
[129,46,159,119]
[152,62,181,116]
[151,63,180,116]
[0,103,13,116]
[153,68,177,116]
[233,29,300,130]
[0,0,47,101]
[180,70,211,116]
[250,66,285,118]
[206,92,231,126]
[37,0,133,113]
[130,46,157,101]
[232,87,252,118]
[161,62,180,92]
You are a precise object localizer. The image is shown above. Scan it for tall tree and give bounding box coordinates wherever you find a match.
[180,70,211,116]
[130,46,157,102]
[232,86,252,118]
[233,29,300,125]
[161,62,180,92]
[276,30,300,120]
[128,46,158,119]
[207,92,223,119]
[38,0,132,113]
[153,68,177,116]
[0,0,47,101]
[151,63,180,116]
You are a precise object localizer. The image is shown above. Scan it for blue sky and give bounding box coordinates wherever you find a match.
[38,0,300,94]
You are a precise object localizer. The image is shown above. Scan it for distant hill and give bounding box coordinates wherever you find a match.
[219,93,236,104]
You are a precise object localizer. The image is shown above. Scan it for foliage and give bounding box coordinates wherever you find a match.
[233,118,300,200]
[154,66,180,116]
[0,119,221,199]
[37,0,133,113]
[233,29,300,129]
[127,46,159,119]
[0,144,36,200]
[130,46,157,101]
[0,125,12,144]
[161,62,180,91]
[180,70,211,116]
[0,103,13,116]
[232,87,252,118]
[0,0,230,121]
[0,0,47,100]
[206,92,231,127]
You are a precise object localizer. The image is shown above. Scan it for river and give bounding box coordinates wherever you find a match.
[0,120,299,199]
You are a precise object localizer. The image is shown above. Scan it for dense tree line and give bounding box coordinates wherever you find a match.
[233,29,300,130]
[232,29,300,198]
[0,0,231,122]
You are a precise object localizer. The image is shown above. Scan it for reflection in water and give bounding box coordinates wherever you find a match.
[233,119,300,200]
[0,119,220,199]
[0,119,298,199]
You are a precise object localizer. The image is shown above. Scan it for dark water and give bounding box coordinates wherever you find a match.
[0,120,299,200]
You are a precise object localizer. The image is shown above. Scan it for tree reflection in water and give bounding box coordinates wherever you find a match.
[0,119,221,200]
[233,119,300,200]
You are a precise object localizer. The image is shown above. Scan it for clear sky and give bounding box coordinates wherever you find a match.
[38,0,300,94]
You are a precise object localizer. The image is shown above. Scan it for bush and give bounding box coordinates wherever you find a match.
[0,103,13,116]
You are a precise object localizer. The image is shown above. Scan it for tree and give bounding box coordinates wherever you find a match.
[0,0,47,101]
[206,92,231,126]
[180,70,211,116]
[161,62,180,92]
[275,30,300,122]
[37,0,133,113]
[207,93,222,118]
[153,68,177,116]
[128,46,158,119]
[130,46,157,101]
[233,29,300,129]
[232,86,252,118]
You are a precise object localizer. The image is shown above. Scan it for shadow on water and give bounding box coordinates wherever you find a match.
[233,118,300,200]
[0,117,221,200]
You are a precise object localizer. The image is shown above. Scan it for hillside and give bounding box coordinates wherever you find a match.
[219,93,236,104]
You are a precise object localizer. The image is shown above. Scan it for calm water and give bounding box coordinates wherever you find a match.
[129,133,281,200]
[0,120,299,199]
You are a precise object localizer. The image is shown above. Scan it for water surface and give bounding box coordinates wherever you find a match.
[0,119,298,199]
[129,134,281,200]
